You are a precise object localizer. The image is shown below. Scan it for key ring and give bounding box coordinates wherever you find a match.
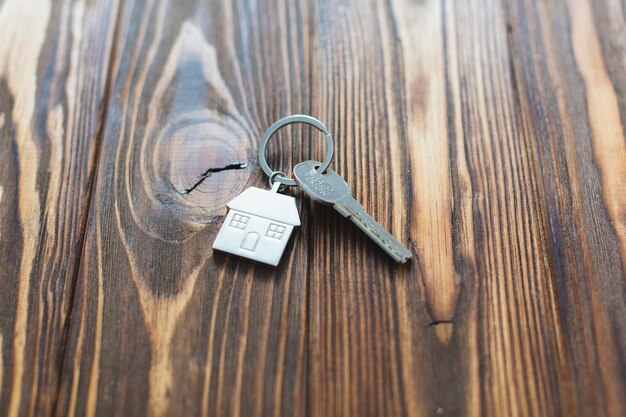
[268,170,287,189]
[258,114,334,186]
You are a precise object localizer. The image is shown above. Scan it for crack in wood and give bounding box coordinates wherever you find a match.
[180,162,248,195]
[426,319,454,327]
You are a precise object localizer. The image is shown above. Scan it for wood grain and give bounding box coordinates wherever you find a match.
[506,0,626,414]
[54,0,313,416]
[0,0,119,415]
[0,0,624,416]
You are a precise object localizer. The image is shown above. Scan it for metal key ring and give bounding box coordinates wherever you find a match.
[258,114,334,186]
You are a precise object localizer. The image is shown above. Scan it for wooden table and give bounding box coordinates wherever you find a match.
[1,0,625,416]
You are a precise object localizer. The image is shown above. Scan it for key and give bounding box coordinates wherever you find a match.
[294,160,412,263]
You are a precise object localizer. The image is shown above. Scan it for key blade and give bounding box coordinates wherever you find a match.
[294,160,351,205]
[294,160,412,264]
[338,197,412,263]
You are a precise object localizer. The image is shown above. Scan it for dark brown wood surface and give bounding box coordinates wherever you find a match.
[0,0,625,416]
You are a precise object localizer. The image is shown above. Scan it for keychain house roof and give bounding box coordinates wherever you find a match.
[212,187,301,266]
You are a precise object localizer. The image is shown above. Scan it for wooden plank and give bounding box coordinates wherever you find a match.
[308,0,475,414]
[0,0,120,415]
[308,0,625,416]
[55,0,313,416]
[506,0,626,415]
[0,0,619,415]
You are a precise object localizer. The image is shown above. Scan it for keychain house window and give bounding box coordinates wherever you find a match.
[266,224,286,239]
[213,187,301,266]
[229,214,249,229]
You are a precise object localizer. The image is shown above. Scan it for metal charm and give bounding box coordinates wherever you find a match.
[212,182,301,266]
[213,115,334,266]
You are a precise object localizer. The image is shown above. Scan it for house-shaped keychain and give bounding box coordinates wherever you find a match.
[212,186,301,266]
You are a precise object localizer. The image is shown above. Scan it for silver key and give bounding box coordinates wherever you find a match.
[294,160,412,263]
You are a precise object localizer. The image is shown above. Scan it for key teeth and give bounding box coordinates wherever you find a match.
[387,244,412,264]
[398,252,412,264]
